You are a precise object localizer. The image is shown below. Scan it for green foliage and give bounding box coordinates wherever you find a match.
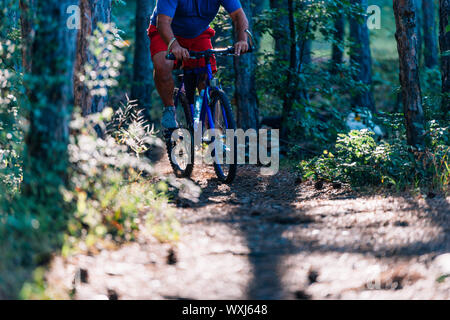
[300,130,393,185]
[0,39,23,197]
[255,0,365,148]
[421,66,446,120]
[82,23,125,98]
[0,103,181,299]
[298,125,449,192]
[66,107,176,246]
[111,0,137,104]
[107,97,163,156]
[0,18,183,299]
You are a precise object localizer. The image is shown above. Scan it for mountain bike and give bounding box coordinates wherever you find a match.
[165,31,254,184]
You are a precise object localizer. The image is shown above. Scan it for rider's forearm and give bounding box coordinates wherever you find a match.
[156,14,176,46]
[230,9,249,42]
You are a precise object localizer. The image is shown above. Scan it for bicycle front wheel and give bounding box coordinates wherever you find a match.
[209,87,237,184]
[166,88,194,178]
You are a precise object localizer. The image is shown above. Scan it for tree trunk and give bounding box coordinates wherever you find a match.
[299,38,312,67]
[272,0,310,140]
[279,0,297,140]
[74,0,112,116]
[211,9,234,98]
[414,0,423,65]
[19,0,34,73]
[21,0,77,206]
[349,0,375,112]
[234,0,260,130]
[393,0,426,147]
[422,0,439,68]
[131,0,154,121]
[439,0,450,119]
[270,0,289,62]
[296,1,312,77]
[331,14,345,74]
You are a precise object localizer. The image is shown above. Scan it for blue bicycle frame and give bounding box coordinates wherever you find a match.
[173,54,231,177]
[175,57,221,136]
[165,31,254,183]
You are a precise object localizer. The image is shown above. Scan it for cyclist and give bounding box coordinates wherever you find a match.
[148,0,250,133]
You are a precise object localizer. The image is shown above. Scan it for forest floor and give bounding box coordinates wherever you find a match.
[46,151,450,300]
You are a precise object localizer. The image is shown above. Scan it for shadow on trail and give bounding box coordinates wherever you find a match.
[172,165,450,299]
[174,166,319,299]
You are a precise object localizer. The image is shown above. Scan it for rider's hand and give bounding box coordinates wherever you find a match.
[234,40,249,56]
[171,41,190,61]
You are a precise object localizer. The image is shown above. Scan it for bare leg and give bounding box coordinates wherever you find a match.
[197,74,207,92]
[152,51,175,107]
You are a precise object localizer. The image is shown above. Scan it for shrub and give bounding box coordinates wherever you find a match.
[298,127,449,193]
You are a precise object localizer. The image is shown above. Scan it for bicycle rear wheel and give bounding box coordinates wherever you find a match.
[166,88,194,178]
[209,87,237,184]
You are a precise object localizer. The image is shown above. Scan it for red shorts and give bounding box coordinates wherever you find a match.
[148,25,217,73]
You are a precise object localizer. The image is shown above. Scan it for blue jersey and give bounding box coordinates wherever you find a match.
[150,0,242,39]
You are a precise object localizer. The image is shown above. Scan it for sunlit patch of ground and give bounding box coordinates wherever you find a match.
[46,157,450,300]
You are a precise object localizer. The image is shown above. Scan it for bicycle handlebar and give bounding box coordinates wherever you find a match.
[165,46,253,61]
[166,29,256,61]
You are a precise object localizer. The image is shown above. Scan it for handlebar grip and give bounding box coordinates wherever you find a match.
[166,53,176,60]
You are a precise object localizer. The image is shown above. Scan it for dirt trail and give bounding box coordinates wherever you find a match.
[47,156,450,300]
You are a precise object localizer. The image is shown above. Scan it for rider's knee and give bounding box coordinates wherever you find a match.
[154,67,172,82]
[153,57,172,82]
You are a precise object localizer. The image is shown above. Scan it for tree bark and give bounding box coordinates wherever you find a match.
[22,0,77,204]
[131,0,154,121]
[74,0,112,116]
[439,0,450,118]
[270,0,289,62]
[349,0,375,112]
[272,0,310,140]
[278,0,297,140]
[19,0,35,73]
[331,14,345,74]
[414,0,423,64]
[393,0,426,147]
[234,0,260,130]
[211,9,234,98]
[422,0,439,68]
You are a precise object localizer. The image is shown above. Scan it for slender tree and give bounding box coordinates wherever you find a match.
[74,0,112,116]
[331,14,345,74]
[19,0,34,73]
[414,0,423,64]
[21,0,77,211]
[279,0,298,139]
[267,0,288,132]
[298,37,312,67]
[349,0,375,112]
[439,0,450,118]
[422,0,439,68]
[131,0,154,121]
[234,0,260,130]
[270,0,289,62]
[271,0,311,139]
[393,0,426,147]
[211,8,234,98]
